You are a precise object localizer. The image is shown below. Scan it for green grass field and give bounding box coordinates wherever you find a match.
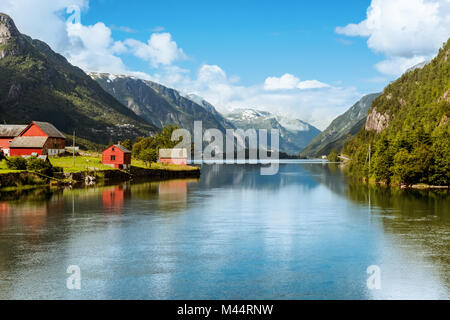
[1,156,199,174]
[49,156,115,173]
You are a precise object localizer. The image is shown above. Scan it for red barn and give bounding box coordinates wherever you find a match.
[17,121,66,156]
[102,144,132,169]
[159,148,188,165]
[8,121,66,157]
[0,125,27,156]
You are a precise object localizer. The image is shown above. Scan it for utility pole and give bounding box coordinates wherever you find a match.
[73,130,75,167]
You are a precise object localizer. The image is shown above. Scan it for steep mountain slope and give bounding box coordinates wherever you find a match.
[90,73,235,133]
[300,93,381,157]
[343,39,450,186]
[226,109,321,154]
[0,13,156,145]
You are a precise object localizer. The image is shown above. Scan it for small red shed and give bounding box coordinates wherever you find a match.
[102,144,132,169]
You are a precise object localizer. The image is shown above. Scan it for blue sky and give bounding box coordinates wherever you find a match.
[82,0,380,92]
[1,0,449,129]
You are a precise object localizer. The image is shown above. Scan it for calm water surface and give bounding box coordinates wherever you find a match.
[0,162,449,299]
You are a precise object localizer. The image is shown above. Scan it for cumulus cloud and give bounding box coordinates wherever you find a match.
[66,22,128,73]
[336,0,450,76]
[264,74,300,90]
[124,33,186,68]
[264,74,330,91]
[297,80,331,90]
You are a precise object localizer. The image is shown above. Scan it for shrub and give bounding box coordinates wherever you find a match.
[121,139,132,151]
[26,156,54,175]
[327,149,339,162]
[140,149,158,166]
[6,157,28,170]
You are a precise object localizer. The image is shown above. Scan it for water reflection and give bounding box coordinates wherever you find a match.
[302,163,450,298]
[0,162,448,299]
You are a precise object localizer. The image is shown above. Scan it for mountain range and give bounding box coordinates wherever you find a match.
[5,12,437,162]
[90,73,322,154]
[225,109,321,155]
[0,13,325,155]
[90,73,235,133]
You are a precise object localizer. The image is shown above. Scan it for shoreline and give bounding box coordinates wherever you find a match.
[347,175,449,190]
[0,166,200,191]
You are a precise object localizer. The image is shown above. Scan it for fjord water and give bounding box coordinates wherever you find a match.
[0,162,449,299]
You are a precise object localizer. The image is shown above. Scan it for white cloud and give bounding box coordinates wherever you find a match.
[198,65,228,84]
[66,22,128,74]
[264,74,300,90]
[297,80,330,90]
[124,33,186,68]
[264,74,330,91]
[375,56,429,76]
[336,0,450,76]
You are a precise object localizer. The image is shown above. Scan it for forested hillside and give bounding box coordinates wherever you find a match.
[343,39,450,186]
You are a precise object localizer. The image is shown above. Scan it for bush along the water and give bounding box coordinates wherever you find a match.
[6,156,61,176]
[26,157,58,175]
[327,149,339,162]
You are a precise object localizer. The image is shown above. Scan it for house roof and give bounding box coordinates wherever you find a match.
[113,144,131,153]
[10,137,48,148]
[159,148,188,159]
[0,125,28,137]
[30,121,66,139]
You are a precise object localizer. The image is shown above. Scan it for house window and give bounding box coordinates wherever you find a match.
[111,155,116,161]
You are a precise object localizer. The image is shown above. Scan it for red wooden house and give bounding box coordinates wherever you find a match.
[9,121,66,157]
[102,143,132,169]
[0,125,27,156]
